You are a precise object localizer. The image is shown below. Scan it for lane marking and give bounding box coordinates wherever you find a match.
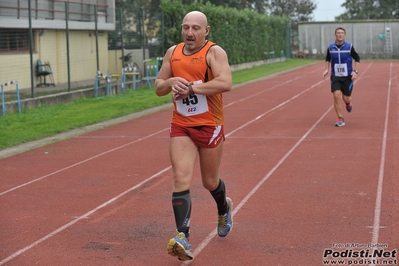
[0,166,171,265]
[370,62,393,265]
[185,61,398,264]
[227,79,325,136]
[183,104,333,266]
[5,61,392,264]
[0,65,321,196]
[0,128,168,196]
[0,64,324,263]
[225,67,321,107]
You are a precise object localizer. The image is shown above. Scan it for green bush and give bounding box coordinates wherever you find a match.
[160,0,288,65]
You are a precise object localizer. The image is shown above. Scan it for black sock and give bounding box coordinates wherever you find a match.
[172,190,191,237]
[210,179,228,215]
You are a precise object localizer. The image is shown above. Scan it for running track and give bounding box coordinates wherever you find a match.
[1,61,398,266]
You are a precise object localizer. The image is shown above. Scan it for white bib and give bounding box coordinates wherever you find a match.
[334,63,348,77]
[175,80,208,116]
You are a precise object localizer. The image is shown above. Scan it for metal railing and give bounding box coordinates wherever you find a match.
[0,0,110,23]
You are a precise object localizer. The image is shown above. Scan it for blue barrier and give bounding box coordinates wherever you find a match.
[1,80,21,116]
[142,58,163,88]
[122,67,140,91]
[143,65,156,88]
[155,57,163,76]
[95,71,111,98]
[121,58,163,91]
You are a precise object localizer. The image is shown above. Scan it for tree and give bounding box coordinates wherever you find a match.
[111,0,163,49]
[208,0,267,13]
[266,0,316,21]
[336,0,399,20]
[263,0,316,54]
[111,0,318,57]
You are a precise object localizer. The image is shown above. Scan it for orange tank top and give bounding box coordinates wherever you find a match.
[170,41,224,127]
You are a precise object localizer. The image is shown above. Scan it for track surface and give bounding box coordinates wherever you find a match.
[1,61,398,266]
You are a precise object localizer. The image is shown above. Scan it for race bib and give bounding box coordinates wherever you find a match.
[334,64,348,77]
[175,80,209,116]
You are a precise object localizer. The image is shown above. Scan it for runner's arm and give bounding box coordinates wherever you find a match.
[323,49,331,77]
[351,46,360,72]
[190,45,232,96]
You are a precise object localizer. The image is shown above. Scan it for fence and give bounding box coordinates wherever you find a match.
[1,81,21,116]
[1,0,292,98]
[298,21,399,58]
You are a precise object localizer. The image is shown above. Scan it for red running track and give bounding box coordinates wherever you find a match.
[1,61,398,266]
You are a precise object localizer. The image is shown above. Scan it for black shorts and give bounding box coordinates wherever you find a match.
[330,75,354,96]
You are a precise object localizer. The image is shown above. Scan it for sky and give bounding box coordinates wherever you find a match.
[312,0,346,21]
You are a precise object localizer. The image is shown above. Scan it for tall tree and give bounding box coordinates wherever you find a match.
[266,0,316,22]
[264,0,316,54]
[336,0,399,20]
[209,0,266,12]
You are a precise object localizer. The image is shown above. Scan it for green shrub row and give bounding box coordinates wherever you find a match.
[160,0,288,65]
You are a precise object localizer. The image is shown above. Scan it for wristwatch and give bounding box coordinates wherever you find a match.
[354,70,358,74]
[188,82,195,97]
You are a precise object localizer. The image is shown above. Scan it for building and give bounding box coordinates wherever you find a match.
[0,0,115,91]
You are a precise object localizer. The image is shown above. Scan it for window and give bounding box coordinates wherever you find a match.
[0,30,35,53]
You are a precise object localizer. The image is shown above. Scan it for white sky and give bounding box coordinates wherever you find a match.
[312,0,346,21]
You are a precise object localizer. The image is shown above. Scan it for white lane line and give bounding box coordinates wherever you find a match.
[0,66,324,264]
[370,62,393,257]
[0,166,171,265]
[0,65,320,196]
[183,106,333,266]
[225,76,302,107]
[185,62,382,265]
[0,128,168,196]
[225,66,322,108]
[227,79,325,136]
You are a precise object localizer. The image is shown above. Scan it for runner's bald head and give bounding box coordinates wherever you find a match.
[183,11,208,28]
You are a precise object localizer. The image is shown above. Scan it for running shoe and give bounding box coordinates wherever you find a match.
[346,103,352,113]
[167,231,193,261]
[217,197,233,237]
[335,118,345,127]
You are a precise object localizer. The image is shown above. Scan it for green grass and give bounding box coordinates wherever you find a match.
[0,59,317,150]
[232,58,318,84]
